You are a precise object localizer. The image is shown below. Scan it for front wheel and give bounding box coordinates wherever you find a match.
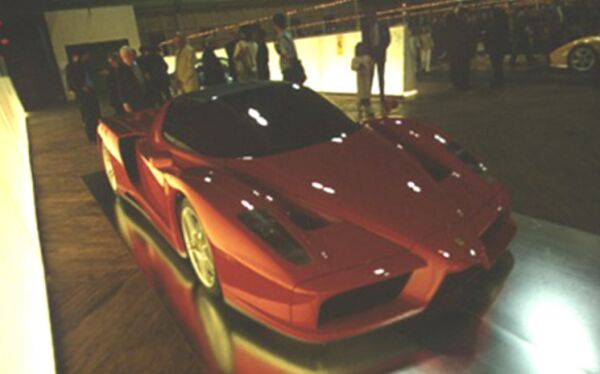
[180,198,221,296]
[568,45,597,73]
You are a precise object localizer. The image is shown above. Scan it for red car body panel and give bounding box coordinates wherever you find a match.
[97,85,515,342]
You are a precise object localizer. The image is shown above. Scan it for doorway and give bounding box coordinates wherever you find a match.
[65,39,128,100]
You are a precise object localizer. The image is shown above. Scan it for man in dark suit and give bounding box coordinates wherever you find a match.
[446,9,474,90]
[255,26,270,81]
[202,39,228,86]
[484,8,510,88]
[138,45,171,106]
[117,46,146,114]
[361,6,391,115]
[66,49,100,143]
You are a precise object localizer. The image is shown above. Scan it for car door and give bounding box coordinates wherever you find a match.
[136,137,179,226]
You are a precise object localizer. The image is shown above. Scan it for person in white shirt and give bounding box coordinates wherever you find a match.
[174,33,199,94]
[351,42,374,121]
[233,26,258,82]
[419,26,435,73]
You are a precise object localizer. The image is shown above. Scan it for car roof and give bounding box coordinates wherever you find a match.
[175,81,295,104]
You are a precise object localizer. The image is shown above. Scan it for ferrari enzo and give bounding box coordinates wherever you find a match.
[549,34,600,73]
[97,81,516,342]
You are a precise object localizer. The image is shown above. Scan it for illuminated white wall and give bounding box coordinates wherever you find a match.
[45,5,142,99]
[165,25,408,96]
[0,77,56,373]
[268,25,406,95]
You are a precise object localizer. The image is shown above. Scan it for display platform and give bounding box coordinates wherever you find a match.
[83,171,600,374]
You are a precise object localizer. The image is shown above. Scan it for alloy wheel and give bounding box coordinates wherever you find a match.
[181,205,216,289]
[569,46,596,72]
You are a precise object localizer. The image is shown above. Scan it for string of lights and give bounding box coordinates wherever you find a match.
[159,0,354,45]
[292,0,556,34]
[160,0,560,46]
[376,0,556,19]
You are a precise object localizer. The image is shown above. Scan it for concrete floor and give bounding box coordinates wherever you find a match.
[27,70,600,373]
[101,182,600,374]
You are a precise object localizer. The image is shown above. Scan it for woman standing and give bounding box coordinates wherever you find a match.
[233,26,258,82]
[419,26,435,73]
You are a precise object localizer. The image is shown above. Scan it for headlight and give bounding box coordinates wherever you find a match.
[239,209,311,265]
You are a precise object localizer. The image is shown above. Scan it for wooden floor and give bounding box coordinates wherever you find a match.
[28,104,204,373]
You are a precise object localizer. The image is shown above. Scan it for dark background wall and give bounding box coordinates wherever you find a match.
[1,1,66,109]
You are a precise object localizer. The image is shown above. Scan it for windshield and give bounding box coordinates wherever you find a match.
[162,84,360,158]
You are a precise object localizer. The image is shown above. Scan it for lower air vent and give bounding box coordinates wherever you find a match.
[318,274,410,326]
[428,266,483,307]
[481,212,508,258]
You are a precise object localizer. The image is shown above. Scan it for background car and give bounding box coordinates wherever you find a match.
[549,34,600,73]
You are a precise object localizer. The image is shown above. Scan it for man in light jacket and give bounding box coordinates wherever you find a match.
[174,33,199,94]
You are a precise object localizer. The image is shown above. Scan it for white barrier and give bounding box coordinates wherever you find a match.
[0,77,56,374]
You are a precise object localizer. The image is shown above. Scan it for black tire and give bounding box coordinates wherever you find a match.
[179,198,222,297]
[568,44,597,73]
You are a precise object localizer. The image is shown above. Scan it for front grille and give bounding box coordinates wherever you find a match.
[437,267,482,295]
[317,274,411,327]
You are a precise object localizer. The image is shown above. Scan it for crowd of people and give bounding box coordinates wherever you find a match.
[65,1,600,142]
[408,0,600,89]
[66,45,172,142]
[65,12,313,143]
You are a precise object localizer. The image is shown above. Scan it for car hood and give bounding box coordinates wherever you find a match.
[225,128,475,250]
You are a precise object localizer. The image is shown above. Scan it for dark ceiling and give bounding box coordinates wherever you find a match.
[2,0,405,14]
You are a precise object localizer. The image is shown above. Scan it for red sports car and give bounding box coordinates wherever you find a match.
[97,81,516,343]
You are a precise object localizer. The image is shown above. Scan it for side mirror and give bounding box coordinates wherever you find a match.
[149,152,173,169]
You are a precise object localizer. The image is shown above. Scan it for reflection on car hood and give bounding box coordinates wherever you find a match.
[227,128,474,249]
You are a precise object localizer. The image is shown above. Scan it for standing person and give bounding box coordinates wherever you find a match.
[225,35,239,82]
[66,49,100,143]
[117,46,146,114]
[408,25,421,72]
[419,26,435,73]
[272,13,306,85]
[174,33,199,94]
[105,53,124,116]
[446,9,473,90]
[138,45,171,105]
[360,6,391,115]
[202,39,227,86]
[255,26,270,81]
[233,26,258,82]
[509,9,535,66]
[484,8,510,88]
[351,42,374,121]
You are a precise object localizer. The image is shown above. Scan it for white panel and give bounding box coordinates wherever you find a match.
[0,77,56,374]
[267,25,406,95]
[163,25,408,96]
[44,6,142,99]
